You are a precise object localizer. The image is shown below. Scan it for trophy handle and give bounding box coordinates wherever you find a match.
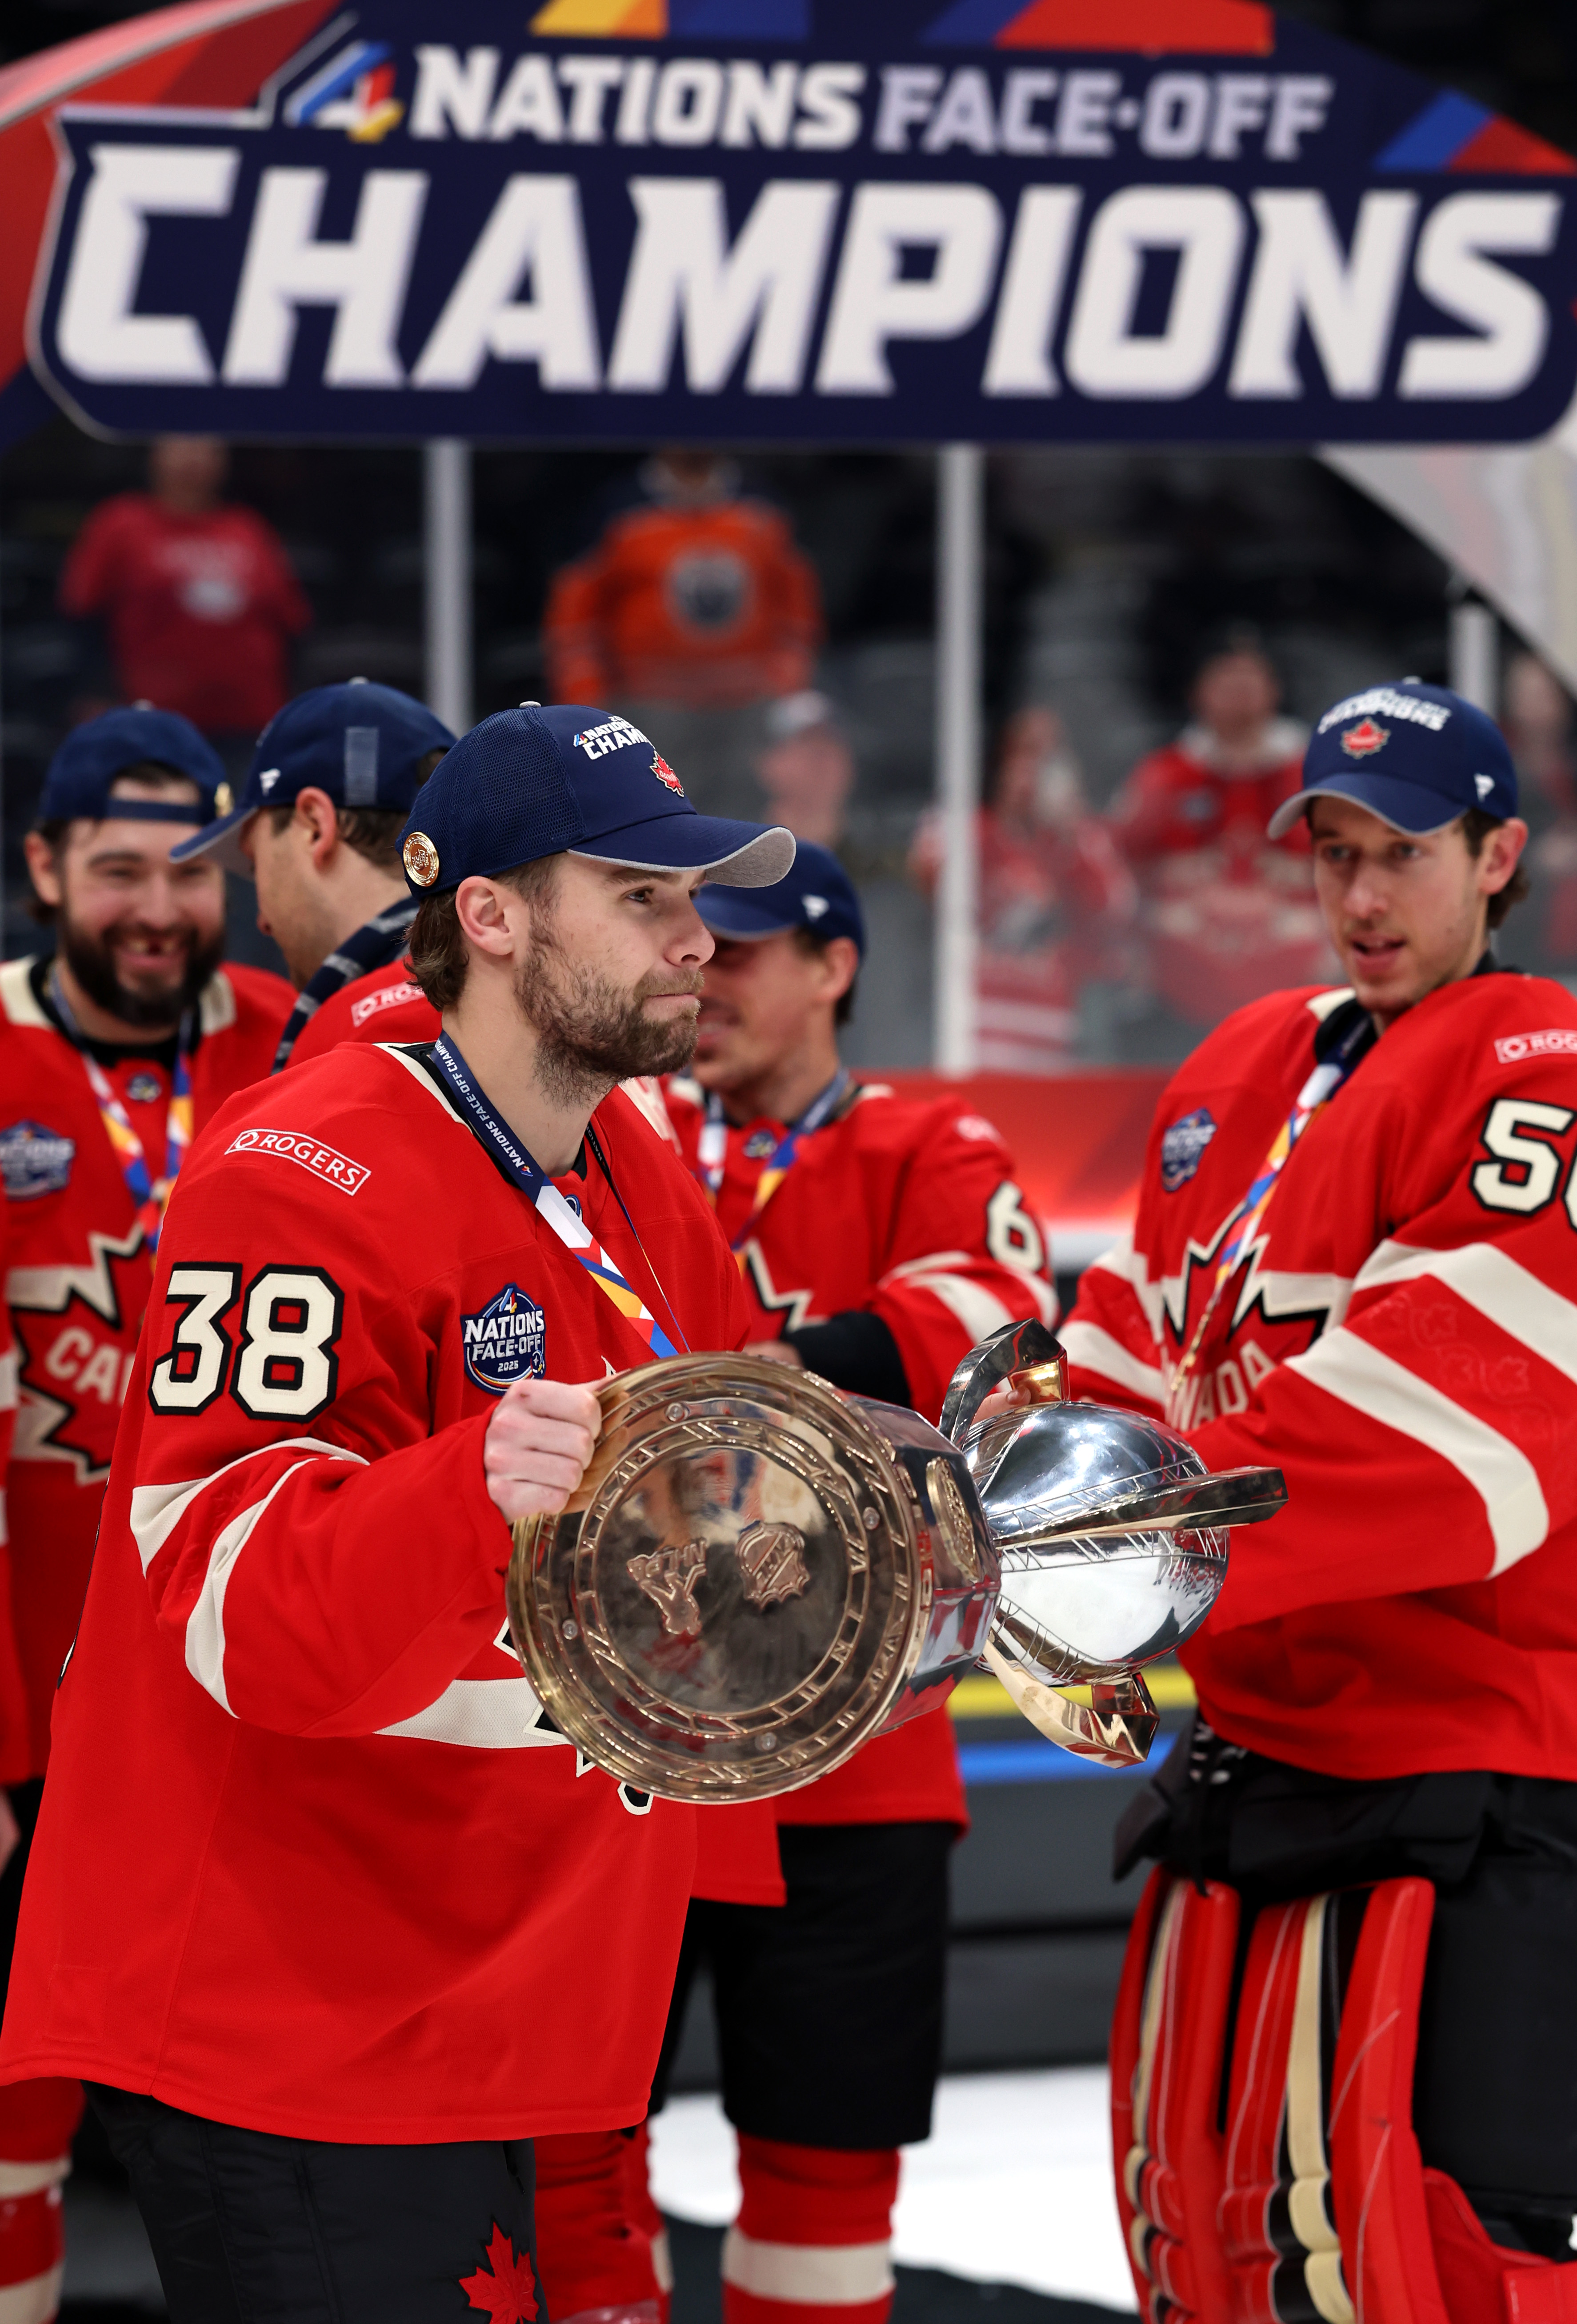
[980,1639,1160,1769]
[940,1319,1069,1446]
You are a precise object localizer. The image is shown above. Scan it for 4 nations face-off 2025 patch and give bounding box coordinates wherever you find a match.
[15,0,1577,450]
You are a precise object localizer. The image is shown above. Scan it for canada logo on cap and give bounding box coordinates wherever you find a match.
[651,753,684,796]
[1340,717,1389,759]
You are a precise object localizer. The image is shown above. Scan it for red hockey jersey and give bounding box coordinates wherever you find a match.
[1060,972,1577,1783]
[0,955,292,1779]
[660,1077,1057,1829]
[0,1048,752,2141]
[285,960,437,1064]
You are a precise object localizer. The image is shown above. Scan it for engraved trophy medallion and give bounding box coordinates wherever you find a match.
[509,1354,996,1804]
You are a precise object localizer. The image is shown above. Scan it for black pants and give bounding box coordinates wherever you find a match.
[1116,1717,1577,2260]
[651,1821,955,2152]
[89,2085,543,2324]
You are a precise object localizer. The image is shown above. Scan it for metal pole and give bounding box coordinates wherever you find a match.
[934,444,982,1076]
[424,439,473,735]
[1449,592,1498,717]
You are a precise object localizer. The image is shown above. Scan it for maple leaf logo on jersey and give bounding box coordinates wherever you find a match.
[651,753,684,796]
[461,2225,538,2324]
[10,1228,148,1484]
[1339,717,1389,758]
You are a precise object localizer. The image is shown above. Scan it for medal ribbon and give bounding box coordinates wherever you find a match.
[49,969,192,1252]
[699,1069,851,1255]
[1169,1011,1372,1391]
[425,1033,680,1360]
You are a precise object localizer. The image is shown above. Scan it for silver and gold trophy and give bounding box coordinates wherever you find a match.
[508,1322,1285,1800]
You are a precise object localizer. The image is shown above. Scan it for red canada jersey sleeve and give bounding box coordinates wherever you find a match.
[0,1204,30,1788]
[0,1051,758,2141]
[1062,975,1577,1782]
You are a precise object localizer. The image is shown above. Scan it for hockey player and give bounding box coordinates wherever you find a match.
[0,704,792,2318]
[168,679,453,1067]
[1061,680,1577,2315]
[536,845,1057,2324]
[0,704,293,2320]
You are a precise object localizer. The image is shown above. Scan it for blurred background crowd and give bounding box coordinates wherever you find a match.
[6,420,1577,1072]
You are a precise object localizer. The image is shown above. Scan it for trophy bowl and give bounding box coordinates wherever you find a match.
[508,1353,997,1804]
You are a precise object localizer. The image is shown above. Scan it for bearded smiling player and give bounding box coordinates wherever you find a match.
[0,708,292,2324]
[0,705,791,2322]
[1063,680,1577,2317]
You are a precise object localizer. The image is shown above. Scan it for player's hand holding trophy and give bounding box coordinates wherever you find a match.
[507,1322,1285,1799]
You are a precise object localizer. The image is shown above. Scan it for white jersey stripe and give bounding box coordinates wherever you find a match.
[1353,1239,1577,1388]
[0,2264,64,2324]
[1288,1326,1549,1574]
[378,1678,568,1750]
[129,1436,365,1574]
[895,1270,1015,1346]
[185,1460,324,1715]
[1057,1320,1166,1408]
[722,2229,894,2305]
[0,1351,18,1414]
[0,2161,67,2198]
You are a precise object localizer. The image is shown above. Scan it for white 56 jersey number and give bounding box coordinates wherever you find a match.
[150,1264,344,1422]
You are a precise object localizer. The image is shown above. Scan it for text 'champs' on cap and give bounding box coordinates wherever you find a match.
[693,840,865,957]
[172,681,456,877]
[397,704,795,897]
[1266,679,1519,841]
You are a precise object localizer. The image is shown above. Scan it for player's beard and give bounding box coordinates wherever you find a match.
[516,919,703,1107]
[57,908,224,1032]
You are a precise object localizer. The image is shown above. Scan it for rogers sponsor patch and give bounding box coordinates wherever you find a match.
[350,980,424,1031]
[226,1127,370,1196]
[1494,1028,1577,1064]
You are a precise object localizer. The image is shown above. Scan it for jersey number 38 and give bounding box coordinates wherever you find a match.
[149,1264,344,1423]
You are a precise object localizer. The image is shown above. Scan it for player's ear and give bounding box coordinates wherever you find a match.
[818,935,860,1007]
[23,830,63,912]
[295,788,340,868]
[453,874,519,960]
[1478,815,1529,897]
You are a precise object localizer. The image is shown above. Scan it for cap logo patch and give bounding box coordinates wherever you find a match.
[213,782,233,816]
[258,768,280,794]
[651,753,684,796]
[462,1283,545,1395]
[1340,718,1389,758]
[802,894,829,920]
[1475,772,1495,800]
[403,831,440,887]
[1317,686,1450,735]
[572,714,648,761]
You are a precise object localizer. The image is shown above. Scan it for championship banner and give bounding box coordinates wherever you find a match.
[1,0,1573,448]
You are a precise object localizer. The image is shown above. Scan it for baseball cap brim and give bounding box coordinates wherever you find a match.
[1267,775,1467,843]
[571,816,795,886]
[169,804,257,877]
[693,887,798,939]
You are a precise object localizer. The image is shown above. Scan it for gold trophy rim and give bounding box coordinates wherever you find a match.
[508,1353,935,1802]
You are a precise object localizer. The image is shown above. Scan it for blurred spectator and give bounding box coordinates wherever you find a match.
[1111,641,1333,1028]
[1505,650,1577,974]
[756,692,855,850]
[544,450,822,710]
[911,706,1134,1072]
[59,436,309,746]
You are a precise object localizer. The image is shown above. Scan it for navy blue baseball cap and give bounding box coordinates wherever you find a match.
[397,705,794,895]
[40,706,224,828]
[172,680,456,876]
[1267,680,1519,840]
[694,840,865,957]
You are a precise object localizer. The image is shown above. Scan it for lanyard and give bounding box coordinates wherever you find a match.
[1170,1010,1372,1392]
[49,968,192,1253]
[424,1033,683,1361]
[698,1069,851,1253]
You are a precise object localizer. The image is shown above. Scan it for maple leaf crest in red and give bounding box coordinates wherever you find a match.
[460,2224,539,2324]
[1339,716,1389,758]
[651,753,685,795]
